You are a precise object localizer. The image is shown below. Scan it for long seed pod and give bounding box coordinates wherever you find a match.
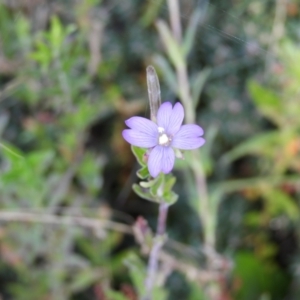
[146,65,161,123]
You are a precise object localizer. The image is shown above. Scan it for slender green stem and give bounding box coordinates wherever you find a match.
[166,0,219,298]
[167,0,182,44]
[166,0,210,246]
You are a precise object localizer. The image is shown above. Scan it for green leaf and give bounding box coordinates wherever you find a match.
[155,20,185,69]
[221,131,280,163]
[188,282,207,300]
[135,173,178,205]
[280,40,300,79]
[263,188,299,220]
[139,0,164,27]
[163,175,176,192]
[137,166,149,179]
[69,268,102,293]
[0,142,24,159]
[104,289,129,300]
[77,154,104,194]
[162,190,178,205]
[15,15,31,51]
[132,183,158,203]
[124,253,146,296]
[26,150,54,173]
[140,180,156,188]
[153,55,178,94]
[214,174,300,194]
[49,15,64,55]
[131,146,147,167]
[248,80,284,125]
[30,39,52,71]
[182,7,207,57]
[191,68,211,108]
[150,173,164,198]
[233,252,289,300]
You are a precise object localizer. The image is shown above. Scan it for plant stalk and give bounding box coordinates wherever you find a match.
[143,202,169,300]
[166,0,219,298]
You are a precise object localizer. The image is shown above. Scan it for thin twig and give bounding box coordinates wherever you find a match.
[0,210,133,234]
[0,209,225,286]
[159,251,221,283]
[143,202,169,300]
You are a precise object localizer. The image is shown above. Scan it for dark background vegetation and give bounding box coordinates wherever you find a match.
[0,0,300,299]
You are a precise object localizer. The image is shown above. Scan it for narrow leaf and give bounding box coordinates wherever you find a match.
[137,166,149,179]
[191,68,211,108]
[156,20,185,69]
[0,142,24,159]
[133,184,158,203]
[131,146,147,167]
[248,80,284,125]
[182,7,207,57]
[153,54,178,94]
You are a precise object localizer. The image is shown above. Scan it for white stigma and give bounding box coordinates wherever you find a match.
[157,127,165,133]
[159,133,169,145]
[157,126,171,146]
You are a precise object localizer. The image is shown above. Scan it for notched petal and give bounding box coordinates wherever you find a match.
[125,117,158,137]
[167,102,184,135]
[175,124,204,137]
[122,129,157,148]
[157,102,172,129]
[172,124,205,150]
[172,136,205,150]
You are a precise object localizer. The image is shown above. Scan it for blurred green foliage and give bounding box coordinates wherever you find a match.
[0,0,300,299]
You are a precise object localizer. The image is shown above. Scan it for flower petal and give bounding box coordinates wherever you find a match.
[125,117,158,137]
[167,102,184,135]
[172,124,205,150]
[172,137,205,149]
[148,145,163,177]
[157,102,172,129]
[161,147,175,174]
[122,129,157,148]
[176,124,204,136]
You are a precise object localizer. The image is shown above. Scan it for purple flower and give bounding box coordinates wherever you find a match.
[122,102,205,177]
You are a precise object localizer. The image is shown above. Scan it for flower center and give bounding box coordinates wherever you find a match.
[157,127,171,146]
[159,133,169,145]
